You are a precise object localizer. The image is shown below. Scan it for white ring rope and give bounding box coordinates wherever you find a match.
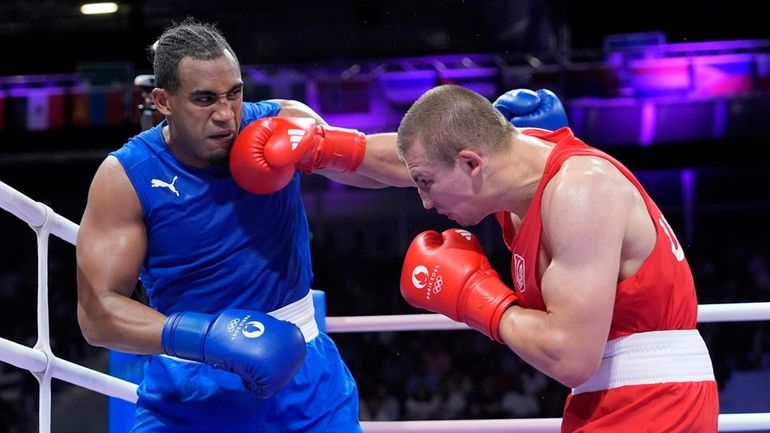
[0,178,769,432]
[0,181,138,404]
[0,180,79,244]
[359,413,770,433]
[325,301,770,333]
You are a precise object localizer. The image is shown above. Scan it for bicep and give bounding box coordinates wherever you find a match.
[76,157,146,303]
[539,164,631,355]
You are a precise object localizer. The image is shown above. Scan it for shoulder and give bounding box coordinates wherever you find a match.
[90,156,134,197]
[549,155,632,200]
[541,155,636,242]
[80,155,143,232]
[112,126,164,166]
[242,100,282,123]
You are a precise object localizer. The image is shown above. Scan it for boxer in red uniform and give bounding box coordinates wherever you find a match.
[397,84,718,432]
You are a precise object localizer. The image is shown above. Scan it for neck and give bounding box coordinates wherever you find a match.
[492,131,553,217]
[162,124,171,144]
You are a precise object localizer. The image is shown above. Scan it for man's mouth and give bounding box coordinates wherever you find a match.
[209,132,234,142]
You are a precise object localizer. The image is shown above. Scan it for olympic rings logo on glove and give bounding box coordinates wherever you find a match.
[227,318,241,334]
[432,275,444,294]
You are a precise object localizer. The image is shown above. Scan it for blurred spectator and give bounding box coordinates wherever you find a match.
[360,385,401,421]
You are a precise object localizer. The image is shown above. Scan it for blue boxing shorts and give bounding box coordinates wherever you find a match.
[131,295,361,432]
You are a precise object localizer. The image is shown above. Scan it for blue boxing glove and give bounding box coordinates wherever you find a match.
[494,88,568,131]
[162,309,306,398]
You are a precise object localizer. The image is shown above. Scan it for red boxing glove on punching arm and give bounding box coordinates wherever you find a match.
[230,116,366,194]
[400,229,519,343]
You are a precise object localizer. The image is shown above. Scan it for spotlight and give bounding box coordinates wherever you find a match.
[80,2,119,15]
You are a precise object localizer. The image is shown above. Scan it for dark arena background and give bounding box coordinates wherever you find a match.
[0,1,768,432]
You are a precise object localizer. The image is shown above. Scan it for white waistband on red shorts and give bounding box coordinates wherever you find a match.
[572,329,715,395]
[268,290,319,343]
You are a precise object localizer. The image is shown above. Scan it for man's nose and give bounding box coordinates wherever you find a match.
[418,190,434,210]
[212,97,235,121]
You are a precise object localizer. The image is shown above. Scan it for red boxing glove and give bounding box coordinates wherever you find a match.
[229,117,366,194]
[400,229,518,343]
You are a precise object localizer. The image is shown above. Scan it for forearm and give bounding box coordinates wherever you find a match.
[359,133,414,187]
[274,99,396,174]
[498,305,601,388]
[78,292,166,354]
[324,133,413,188]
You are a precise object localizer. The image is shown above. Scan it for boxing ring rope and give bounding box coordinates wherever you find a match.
[1,178,769,433]
[325,301,770,333]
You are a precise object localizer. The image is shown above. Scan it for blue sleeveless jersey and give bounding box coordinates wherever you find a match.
[113,102,360,433]
[111,101,312,314]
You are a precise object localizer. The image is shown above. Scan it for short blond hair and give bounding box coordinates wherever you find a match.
[397,84,512,166]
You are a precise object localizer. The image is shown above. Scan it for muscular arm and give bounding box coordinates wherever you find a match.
[343,132,414,188]
[271,99,413,188]
[498,156,632,387]
[76,156,166,354]
[272,99,327,124]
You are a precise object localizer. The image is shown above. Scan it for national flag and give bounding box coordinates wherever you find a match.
[629,57,691,97]
[26,89,50,131]
[89,90,107,125]
[19,87,68,131]
[70,89,90,127]
[5,92,27,131]
[48,89,66,129]
[692,54,753,97]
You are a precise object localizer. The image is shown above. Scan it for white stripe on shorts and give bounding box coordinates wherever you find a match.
[572,329,715,395]
[268,290,319,343]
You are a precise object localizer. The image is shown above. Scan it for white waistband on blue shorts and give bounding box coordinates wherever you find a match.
[572,329,715,395]
[268,290,319,343]
[160,291,319,364]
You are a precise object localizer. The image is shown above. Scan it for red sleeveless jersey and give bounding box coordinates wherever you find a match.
[495,128,718,432]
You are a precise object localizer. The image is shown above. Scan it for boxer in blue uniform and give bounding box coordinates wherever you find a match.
[75,17,568,433]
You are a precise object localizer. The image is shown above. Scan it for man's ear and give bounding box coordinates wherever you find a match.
[152,88,171,116]
[457,149,483,174]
